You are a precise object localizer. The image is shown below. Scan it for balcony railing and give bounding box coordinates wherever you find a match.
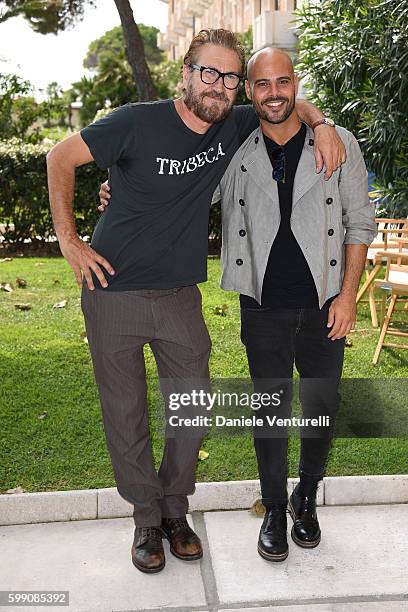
[157,31,171,50]
[179,14,194,27]
[174,23,186,35]
[253,11,298,51]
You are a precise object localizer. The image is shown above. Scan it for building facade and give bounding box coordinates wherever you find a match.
[158,0,302,61]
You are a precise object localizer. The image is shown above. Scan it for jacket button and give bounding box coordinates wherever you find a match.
[241,165,247,172]
[330,259,337,266]
[236,258,243,266]
[239,230,246,237]
[239,199,245,206]
[309,138,314,146]
[255,136,259,144]
[326,197,333,205]
[328,229,334,236]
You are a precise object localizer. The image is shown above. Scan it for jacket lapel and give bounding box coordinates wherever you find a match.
[241,127,279,205]
[292,124,321,212]
[240,124,320,212]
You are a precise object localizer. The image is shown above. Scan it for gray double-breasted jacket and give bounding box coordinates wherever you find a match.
[216,123,377,308]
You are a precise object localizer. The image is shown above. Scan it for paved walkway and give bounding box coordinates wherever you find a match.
[1,505,408,612]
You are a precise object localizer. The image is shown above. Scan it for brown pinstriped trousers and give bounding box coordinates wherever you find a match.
[81,283,212,527]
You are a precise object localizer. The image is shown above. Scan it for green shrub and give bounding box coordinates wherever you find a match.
[0,138,105,245]
[296,0,408,217]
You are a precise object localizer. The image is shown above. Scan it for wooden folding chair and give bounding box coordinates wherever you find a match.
[356,218,408,327]
[372,239,408,365]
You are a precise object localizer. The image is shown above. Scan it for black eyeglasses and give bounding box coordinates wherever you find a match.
[270,146,286,183]
[188,63,242,90]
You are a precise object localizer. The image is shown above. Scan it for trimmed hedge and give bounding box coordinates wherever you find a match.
[0,139,222,251]
[0,139,105,246]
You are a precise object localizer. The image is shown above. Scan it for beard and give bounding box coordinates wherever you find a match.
[253,94,296,124]
[184,81,234,123]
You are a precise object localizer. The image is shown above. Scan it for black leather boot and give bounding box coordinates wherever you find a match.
[131,526,165,573]
[288,482,321,548]
[257,504,288,562]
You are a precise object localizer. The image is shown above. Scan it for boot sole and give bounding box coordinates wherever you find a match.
[287,499,321,548]
[161,531,203,561]
[131,547,166,573]
[257,543,289,562]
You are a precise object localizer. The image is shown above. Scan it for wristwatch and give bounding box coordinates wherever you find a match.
[312,117,335,129]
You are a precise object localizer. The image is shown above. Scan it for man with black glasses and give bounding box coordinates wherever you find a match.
[47,29,345,574]
[219,46,377,562]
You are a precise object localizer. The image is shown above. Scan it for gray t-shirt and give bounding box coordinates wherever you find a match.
[80,99,257,290]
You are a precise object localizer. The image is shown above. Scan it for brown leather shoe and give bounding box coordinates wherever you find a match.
[161,517,203,561]
[131,526,165,573]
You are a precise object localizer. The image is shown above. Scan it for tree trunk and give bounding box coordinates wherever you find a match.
[113,0,157,101]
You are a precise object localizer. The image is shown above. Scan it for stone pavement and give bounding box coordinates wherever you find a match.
[0,505,408,612]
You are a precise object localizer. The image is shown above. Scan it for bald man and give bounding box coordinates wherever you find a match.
[218,47,376,562]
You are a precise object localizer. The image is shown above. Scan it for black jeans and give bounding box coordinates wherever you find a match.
[240,298,345,507]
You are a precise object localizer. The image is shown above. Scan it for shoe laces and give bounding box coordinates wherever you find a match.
[264,505,287,528]
[140,526,162,541]
[164,517,189,530]
[298,495,317,522]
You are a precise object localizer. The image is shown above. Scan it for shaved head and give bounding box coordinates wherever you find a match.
[244,46,298,126]
[247,47,294,83]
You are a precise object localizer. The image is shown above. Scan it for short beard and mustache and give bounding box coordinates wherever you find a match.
[254,95,295,124]
[184,81,234,123]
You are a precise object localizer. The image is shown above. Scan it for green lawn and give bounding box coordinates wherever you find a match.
[0,256,407,493]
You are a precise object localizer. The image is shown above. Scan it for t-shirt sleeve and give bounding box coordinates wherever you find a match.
[80,103,136,170]
[233,104,259,142]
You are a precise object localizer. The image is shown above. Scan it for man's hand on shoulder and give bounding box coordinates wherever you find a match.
[98,181,111,212]
[313,125,347,181]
